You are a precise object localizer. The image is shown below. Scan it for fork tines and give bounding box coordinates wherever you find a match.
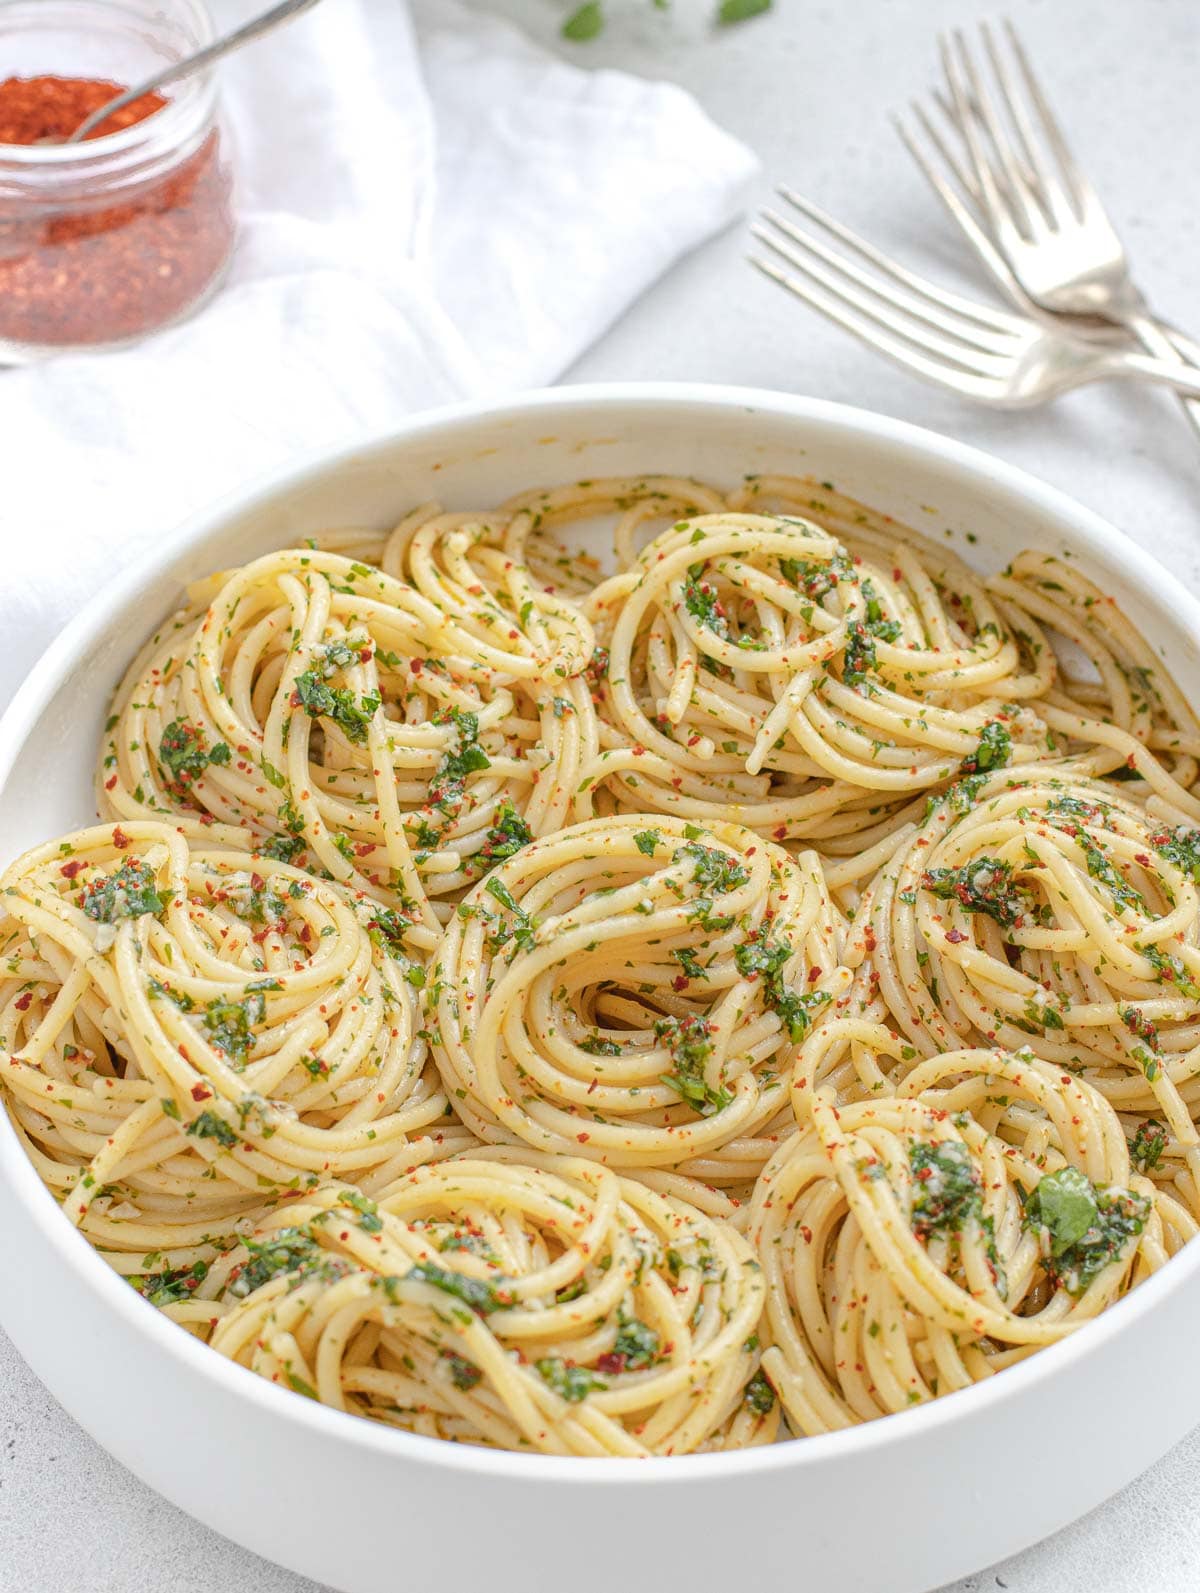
[749,189,1026,397]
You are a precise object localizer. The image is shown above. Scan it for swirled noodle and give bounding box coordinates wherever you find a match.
[0,821,472,1281]
[196,1153,770,1456]
[579,504,1058,851]
[430,813,847,1178]
[98,544,597,944]
[752,1041,1196,1434]
[849,772,1200,1199]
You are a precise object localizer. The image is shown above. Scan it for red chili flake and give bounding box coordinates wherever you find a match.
[596,1352,626,1376]
[111,827,131,850]
[191,1084,211,1102]
[946,928,968,944]
[410,659,424,675]
[14,992,32,1011]
[807,966,821,983]
[104,775,118,791]
[59,859,85,879]
[576,1132,590,1143]
[0,76,235,348]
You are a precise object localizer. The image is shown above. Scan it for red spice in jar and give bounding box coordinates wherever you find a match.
[0,75,235,350]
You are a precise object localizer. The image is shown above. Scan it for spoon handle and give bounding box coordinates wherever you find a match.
[68,0,326,143]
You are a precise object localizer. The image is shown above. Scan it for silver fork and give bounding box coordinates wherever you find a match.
[748,191,1200,410]
[897,20,1200,439]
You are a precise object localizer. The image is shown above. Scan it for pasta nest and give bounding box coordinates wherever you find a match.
[0,821,468,1265]
[198,1152,770,1457]
[853,773,1200,1158]
[751,1039,1196,1434]
[428,813,848,1177]
[97,544,598,944]
[578,508,1055,843]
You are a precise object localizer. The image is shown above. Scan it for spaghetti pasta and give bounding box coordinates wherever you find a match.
[752,1041,1196,1434]
[0,821,471,1277]
[428,813,847,1178]
[848,772,1200,1190]
[194,1154,770,1456]
[2,469,1198,1455]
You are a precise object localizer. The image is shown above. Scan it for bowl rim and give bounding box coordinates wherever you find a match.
[4,378,1199,1485]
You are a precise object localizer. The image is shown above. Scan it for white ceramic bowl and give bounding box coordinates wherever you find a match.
[3,384,1200,1593]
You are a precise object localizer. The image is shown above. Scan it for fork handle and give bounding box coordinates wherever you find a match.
[1124,311,1200,444]
[1086,348,1200,400]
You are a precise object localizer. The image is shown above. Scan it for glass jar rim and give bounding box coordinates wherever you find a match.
[0,0,218,166]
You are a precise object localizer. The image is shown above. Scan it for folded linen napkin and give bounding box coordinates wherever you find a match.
[0,0,756,707]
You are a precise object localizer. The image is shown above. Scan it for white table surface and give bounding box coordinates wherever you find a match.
[3,0,1199,1589]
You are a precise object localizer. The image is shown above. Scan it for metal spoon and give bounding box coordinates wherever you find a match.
[65,0,325,144]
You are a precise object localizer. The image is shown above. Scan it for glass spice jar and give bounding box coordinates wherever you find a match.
[0,0,236,362]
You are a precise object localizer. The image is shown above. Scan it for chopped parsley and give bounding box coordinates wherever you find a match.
[960,721,1011,776]
[535,1358,605,1402]
[743,1371,776,1415]
[1024,1166,1149,1297]
[229,1228,332,1298]
[909,1140,981,1239]
[130,1259,208,1306]
[292,645,380,744]
[406,1261,507,1315]
[185,1110,238,1148]
[654,1014,729,1114]
[1151,826,1200,884]
[678,840,749,894]
[80,858,168,928]
[841,620,876,686]
[921,857,1029,928]
[260,833,305,864]
[478,801,532,864]
[861,578,901,641]
[337,1189,383,1233]
[681,572,729,638]
[442,1351,482,1391]
[1139,942,1200,1001]
[778,554,841,601]
[201,990,266,1064]
[735,933,831,1040]
[611,1315,660,1370]
[484,877,537,953]
[1129,1119,1167,1173]
[158,720,231,797]
[580,1035,622,1056]
[430,707,491,810]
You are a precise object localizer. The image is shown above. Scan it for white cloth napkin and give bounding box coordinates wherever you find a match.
[0,0,756,708]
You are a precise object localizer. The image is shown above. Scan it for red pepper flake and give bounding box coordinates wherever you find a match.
[111,827,131,850]
[0,76,234,349]
[14,992,32,1011]
[60,859,85,879]
[190,1084,211,1102]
